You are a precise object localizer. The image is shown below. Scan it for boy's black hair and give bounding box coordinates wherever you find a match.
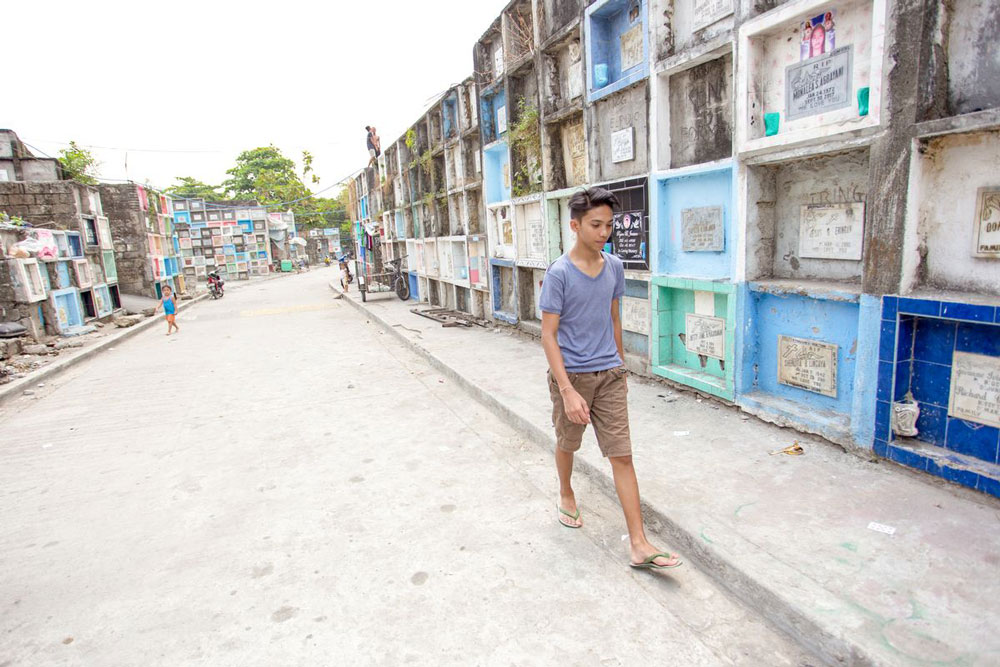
[365,126,371,131]
[569,187,619,221]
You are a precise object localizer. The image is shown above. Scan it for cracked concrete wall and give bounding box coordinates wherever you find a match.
[542,36,584,115]
[99,184,154,297]
[589,81,649,182]
[913,131,1000,296]
[651,0,736,62]
[945,0,1000,115]
[862,0,925,296]
[769,150,869,282]
[540,0,582,43]
[665,52,733,169]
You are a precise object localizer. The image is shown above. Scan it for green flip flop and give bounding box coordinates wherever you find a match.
[630,552,683,569]
[557,506,581,529]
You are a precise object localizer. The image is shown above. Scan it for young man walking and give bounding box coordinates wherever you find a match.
[539,187,682,570]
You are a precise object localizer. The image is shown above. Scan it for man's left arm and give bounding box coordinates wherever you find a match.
[611,298,625,364]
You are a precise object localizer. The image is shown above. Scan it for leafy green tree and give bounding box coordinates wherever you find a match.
[165,176,226,201]
[223,145,310,206]
[302,150,320,185]
[57,141,99,184]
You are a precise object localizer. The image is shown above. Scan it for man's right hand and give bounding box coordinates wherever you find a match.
[562,388,591,425]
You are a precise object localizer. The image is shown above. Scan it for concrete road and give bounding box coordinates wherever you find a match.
[0,269,815,666]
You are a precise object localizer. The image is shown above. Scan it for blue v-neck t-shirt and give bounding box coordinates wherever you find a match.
[539,252,625,372]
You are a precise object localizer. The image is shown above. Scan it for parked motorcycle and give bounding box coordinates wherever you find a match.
[208,270,225,299]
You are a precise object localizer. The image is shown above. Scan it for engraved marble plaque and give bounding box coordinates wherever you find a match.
[494,46,505,77]
[949,351,1000,428]
[562,119,587,185]
[691,0,734,31]
[786,45,853,121]
[777,336,837,397]
[622,296,650,335]
[798,202,865,260]
[496,105,508,134]
[685,313,725,360]
[526,213,545,259]
[611,127,634,163]
[620,24,644,72]
[972,186,1000,258]
[681,206,724,252]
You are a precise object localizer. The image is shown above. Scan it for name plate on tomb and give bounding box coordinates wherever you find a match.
[785,45,853,121]
[777,335,837,397]
[620,24,644,72]
[949,351,1000,428]
[973,187,1000,258]
[692,0,734,32]
[798,202,865,260]
[621,296,650,335]
[685,313,725,360]
[681,206,725,252]
[526,215,546,260]
[611,127,634,163]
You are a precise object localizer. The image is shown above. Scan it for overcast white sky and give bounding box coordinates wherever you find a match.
[7,0,507,197]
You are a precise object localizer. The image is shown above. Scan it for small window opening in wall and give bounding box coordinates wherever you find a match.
[80,290,96,318]
[82,217,98,246]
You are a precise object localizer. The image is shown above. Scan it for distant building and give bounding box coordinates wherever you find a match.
[0,131,122,338]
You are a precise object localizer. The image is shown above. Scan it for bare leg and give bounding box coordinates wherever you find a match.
[608,455,679,567]
[555,447,582,527]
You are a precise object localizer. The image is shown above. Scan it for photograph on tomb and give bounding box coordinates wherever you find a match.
[800,10,836,61]
[611,210,646,264]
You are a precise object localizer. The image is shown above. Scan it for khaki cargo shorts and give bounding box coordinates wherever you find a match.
[547,366,632,458]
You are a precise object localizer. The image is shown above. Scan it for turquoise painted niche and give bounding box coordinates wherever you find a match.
[654,164,735,280]
[650,277,736,401]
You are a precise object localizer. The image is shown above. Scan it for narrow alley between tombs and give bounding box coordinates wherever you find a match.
[0,269,813,666]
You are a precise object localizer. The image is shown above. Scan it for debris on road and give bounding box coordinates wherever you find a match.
[769,442,805,456]
[410,308,489,328]
[113,315,144,328]
[867,521,897,536]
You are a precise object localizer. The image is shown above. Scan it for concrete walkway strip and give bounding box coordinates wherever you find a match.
[0,294,208,409]
[330,281,1000,666]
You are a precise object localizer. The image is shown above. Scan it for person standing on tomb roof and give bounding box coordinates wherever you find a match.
[366,126,381,168]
